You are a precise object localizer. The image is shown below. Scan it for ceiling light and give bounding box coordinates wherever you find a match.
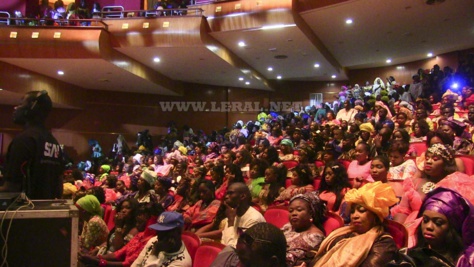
[314,63,320,68]
[267,67,273,71]
[245,81,250,85]
[261,23,296,30]
[331,75,336,79]
[57,70,64,75]
[277,75,282,79]
[153,57,161,63]
[386,59,392,63]
[239,77,244,81]
[345,19,353,24]
[53,32,61,38]
[427,52,433,57]
[238,41,246,47]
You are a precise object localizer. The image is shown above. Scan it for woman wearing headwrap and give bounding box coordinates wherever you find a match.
[390,187,474,267]
[98,164,111,183]
[393,143,474,246]
[76,195,109,251]
[310,182,399,267]
[283,192,327,266]
[279,138,297,162]
[438,117,473,155]
[375,101,393,130]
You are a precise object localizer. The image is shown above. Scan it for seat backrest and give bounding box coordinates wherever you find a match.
[385,219,408,249]
[282,160,299,170]
[457,155,474,176]
[313,177,321,190]
[322,211,344,235]
[107,209,117,231]
[193,242,226,267]
[409,142,427,157]
[182,231,201,262]
[264,206,289,229]
[338,160,351,170]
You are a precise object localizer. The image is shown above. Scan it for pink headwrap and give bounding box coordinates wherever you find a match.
[375,101,393,119]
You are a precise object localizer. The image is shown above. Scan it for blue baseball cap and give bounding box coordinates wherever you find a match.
[148,212,184,231]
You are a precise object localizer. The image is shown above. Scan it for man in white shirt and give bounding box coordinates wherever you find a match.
[132,212,191,267]
[221,182,266,248]
[336,100,357,123]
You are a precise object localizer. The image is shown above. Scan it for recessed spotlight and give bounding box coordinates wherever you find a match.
[239,77,244,81]
[57,70,64,75]
[386,59,392,63]
[427,52,433,57]
[153,57,161,63]
[245,81,250,85]
[238,41,246,47]
[267,67,273,71]
[345,19,353,24]
[277,75,282,79]
[331,75,336,79]
[314,63,320,68]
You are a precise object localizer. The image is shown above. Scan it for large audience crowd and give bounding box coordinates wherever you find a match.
[64,58,474,267]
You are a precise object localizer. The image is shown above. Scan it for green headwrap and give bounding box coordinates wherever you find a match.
[76,195,102,217]
[280,139,294,148]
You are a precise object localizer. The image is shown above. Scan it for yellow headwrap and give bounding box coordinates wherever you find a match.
[344,182,398,221]
[359,122,375,133]
[178,146,187,155]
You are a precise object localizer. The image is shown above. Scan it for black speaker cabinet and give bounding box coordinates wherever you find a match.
[0,200,79,267]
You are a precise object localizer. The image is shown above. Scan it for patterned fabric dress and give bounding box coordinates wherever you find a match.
[282,222,325,266]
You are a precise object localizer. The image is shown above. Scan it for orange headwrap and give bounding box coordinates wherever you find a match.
[344,182,399,221]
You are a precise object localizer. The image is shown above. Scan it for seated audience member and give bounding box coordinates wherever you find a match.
[279,139,297,161]
[415,130,465,175]
[356,122,375,146]
[97,198,140,255]
[254,166,286,211]
[247,158,269,199]
[410,119,430,143]
[166,177,191,212]
[261,146,280,166]
[393,144,474,246]
[210,223,288,267]
[387,141,417,183]
[187,165,207,205]
[119,169,158,204]
[391,129,416,156]
[234,149,252,175]
[221,182,266,247]
[319,161,351,213]
[438,117,472,155]
[132,212,192,267]
[347,142,373,188]
[215,164,244,200]
[153,177,174,209]
[275,165,314,204]
[76,195,109,251]
[183,180,221,231]
[338,133,357,161]
[310,182,399,267]
[78,202,164,266]
[390,188,474,267]
[283,191,327,266]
